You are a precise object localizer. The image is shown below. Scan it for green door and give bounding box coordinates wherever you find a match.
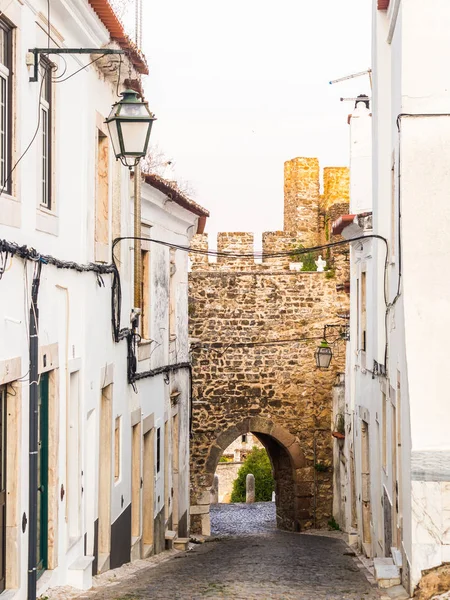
[37,374,49,578]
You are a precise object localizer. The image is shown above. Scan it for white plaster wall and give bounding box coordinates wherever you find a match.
[0,1,200,596]
[359,0,450,592]
[349,104,372,215]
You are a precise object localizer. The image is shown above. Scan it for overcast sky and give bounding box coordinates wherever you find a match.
[141,0,372,238]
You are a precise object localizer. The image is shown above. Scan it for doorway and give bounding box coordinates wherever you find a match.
[37,373,49,578]
[172,415,179,531]
[142,428,155,555]
[98,385,112,569]
[361,420,372,557]
[131,422,141,543]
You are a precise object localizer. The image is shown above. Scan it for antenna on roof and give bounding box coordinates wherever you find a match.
[329,69,372,89]
[340,97,372,102]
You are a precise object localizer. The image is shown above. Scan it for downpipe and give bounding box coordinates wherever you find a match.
[27,262,42,600]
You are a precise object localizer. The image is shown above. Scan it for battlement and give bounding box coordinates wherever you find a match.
[190,230,345,274]
[190,157,350,276]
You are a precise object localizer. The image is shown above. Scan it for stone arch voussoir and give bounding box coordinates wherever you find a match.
[191,416,310,535]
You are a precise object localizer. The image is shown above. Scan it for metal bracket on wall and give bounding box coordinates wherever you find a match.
[28,48,125,83]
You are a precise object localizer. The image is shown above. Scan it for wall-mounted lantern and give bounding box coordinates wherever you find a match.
[315,339,333,370]
[106,89,156,168]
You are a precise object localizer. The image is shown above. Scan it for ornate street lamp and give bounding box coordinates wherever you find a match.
[106,89,156,168]
[315,339,333,370]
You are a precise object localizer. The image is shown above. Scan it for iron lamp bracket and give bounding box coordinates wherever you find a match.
[28,48,125,82]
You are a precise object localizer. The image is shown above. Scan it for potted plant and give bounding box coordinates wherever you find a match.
[332,413,345,440]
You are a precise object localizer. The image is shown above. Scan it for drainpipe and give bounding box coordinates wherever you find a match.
[28,262,42,600]
[134,164,142,309]
[313,431,317,529]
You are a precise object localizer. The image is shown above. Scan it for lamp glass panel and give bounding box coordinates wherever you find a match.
[119,103,150,118]
[319,348,332,369]
[119,120,151,155]
[106,119,122,158]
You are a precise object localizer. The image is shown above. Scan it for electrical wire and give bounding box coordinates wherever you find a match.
[111,233,389,354]
[0,238,116,275]
[0,67,48,197]
[51,53,68,80]
[112,233,387,261]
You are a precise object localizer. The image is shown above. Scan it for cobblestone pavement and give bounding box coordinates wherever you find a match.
[211,501,276,535]
[60,504,384,600]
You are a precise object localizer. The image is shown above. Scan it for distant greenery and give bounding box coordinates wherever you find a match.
[231,447,275,502]
[219,455,233,463]
[290,244,317,271]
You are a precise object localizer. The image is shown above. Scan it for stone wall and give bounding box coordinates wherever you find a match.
[215,463,242,503]
[189,158,350,535]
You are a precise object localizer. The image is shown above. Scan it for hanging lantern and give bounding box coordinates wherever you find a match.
[315,339,333,369]
[106,89,156,168]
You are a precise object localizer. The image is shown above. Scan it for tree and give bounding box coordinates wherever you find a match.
[231,446,275,502]
[141,144,196,198]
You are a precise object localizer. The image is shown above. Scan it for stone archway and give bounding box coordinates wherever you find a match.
[190,416,311,536]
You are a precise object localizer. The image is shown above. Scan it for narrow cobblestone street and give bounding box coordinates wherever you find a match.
[59,504,384,600]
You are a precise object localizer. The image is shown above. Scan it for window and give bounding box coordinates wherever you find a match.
[390,161,396,260]
[356,277,360,345]
[156,427,161,473]
[141,248,150,338]
[0,20,12,194]
[361,271,367,351]
[382,392,387,471]
[169,249,176,339]
[241,434,247,444]
[140,225,151,339]
[40,58,52,208]
[114,417,121,482]
[95,128,109,261]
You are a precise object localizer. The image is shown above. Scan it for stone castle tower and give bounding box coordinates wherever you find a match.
[188,158,350,535]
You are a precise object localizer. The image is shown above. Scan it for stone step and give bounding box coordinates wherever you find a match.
[391,547,403,569]
[382,584,410,599]
[67,556,94,590]
[374,558,401,589]
[165,529,177,550]
[173,537,190,551]
[97,553,109,575]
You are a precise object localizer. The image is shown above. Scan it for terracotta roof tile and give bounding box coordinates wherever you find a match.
[88,0,148,74]
[143,173,210,219]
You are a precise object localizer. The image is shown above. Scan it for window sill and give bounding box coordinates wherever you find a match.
[36,206,58,236]
[0,193,20,228]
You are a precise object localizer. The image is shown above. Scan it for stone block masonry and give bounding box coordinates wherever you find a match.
[189,158,350,535]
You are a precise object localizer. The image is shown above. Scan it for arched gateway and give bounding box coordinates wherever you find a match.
[188,159,350,536]
[192,417,308,534]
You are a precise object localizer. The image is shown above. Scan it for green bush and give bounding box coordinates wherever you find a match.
[230,446,275,502]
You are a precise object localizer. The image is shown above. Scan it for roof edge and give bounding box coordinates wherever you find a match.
[88,0,149,75]
[142,173,210,218]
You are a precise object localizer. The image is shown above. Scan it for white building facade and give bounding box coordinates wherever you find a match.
[0,1,208,598]
[333,1,450,595]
